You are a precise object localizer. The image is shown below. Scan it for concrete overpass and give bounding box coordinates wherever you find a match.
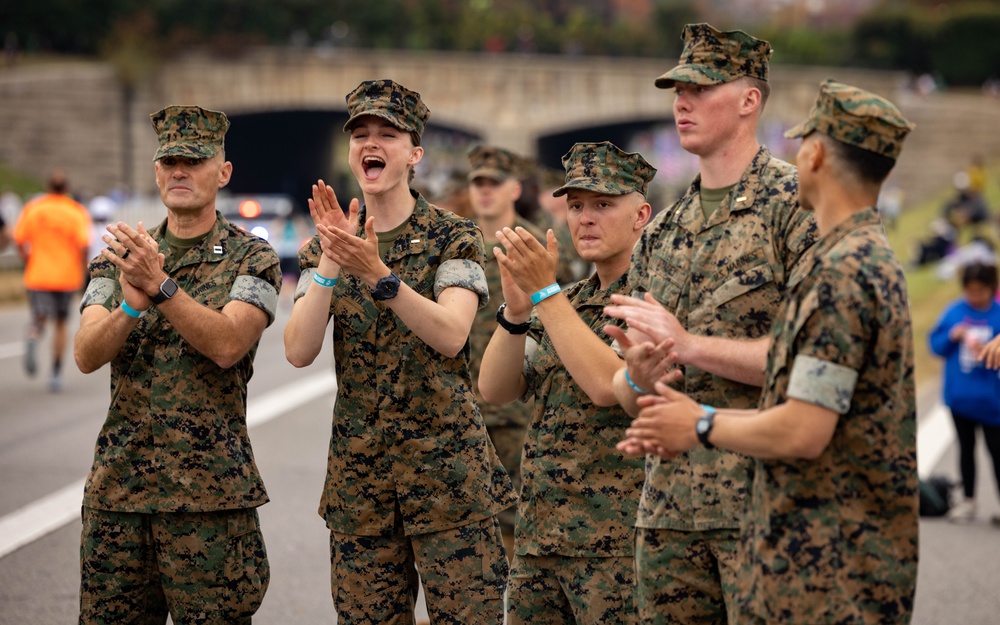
[0,48,997,207]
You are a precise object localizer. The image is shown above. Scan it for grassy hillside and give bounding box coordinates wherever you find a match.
[886,159,1000,387]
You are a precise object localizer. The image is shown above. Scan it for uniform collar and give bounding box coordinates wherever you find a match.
[357,189,433,264]
[674,146,773,233]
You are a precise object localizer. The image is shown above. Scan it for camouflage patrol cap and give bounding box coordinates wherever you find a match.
[150,105,229,161]
[467,145,519,181]
[654,23,771,89]
[785,79,915,160]
[344,79,430,136]
[553,141,657,198]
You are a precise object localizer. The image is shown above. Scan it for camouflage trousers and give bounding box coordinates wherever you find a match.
[79,506,269,625]
[329,515,508,625]
[485,422,526,534]
[634,526,741,625]
[507,553,637,625]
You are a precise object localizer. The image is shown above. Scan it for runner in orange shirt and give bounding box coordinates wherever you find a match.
[14,169,91,391]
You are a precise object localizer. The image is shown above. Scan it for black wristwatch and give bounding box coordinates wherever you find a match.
[150,277,178,305]
[695,405,717,449]
[495,302,531,335]
[370,272,401,301]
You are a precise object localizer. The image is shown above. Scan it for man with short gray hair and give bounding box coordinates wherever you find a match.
[75,104,281,623]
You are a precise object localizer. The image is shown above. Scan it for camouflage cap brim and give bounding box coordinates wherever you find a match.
[343,110,418,134]
[153,142,220,161]
[552,177,628,197]
[654,65,728,89]
[468,167,511,182]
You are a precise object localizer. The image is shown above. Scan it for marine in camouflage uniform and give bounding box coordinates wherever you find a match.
[606,24,816,624]
[466,145,543,537]
[285,80,515,625]
[623,81,918,625]
[75,105,281,624]
[478,142,656,624]
[741,80,918,625]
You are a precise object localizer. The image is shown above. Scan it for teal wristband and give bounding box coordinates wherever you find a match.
[530,283,561,305]
[313,273,337,288]
[624,368,648,394]
[121,301,145,319]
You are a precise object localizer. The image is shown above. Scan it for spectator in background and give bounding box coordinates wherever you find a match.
[931,261,1000,525]
[465,145,541,549]
[0,208,10,251]
[14,169,91,391]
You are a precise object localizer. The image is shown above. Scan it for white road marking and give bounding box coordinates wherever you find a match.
[917,402,953,478]
[0,370,336,559]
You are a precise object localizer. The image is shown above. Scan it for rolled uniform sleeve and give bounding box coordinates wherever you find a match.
[784,272,870,415]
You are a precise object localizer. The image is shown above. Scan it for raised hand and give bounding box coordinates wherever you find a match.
[494,227,559,296]
[317,216,388,287]
[308,179,358,233]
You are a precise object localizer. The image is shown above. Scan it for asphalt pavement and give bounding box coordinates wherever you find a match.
[0,293,998,623]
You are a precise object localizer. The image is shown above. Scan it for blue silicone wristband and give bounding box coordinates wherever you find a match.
[530,283,561,305]
[313,273,337,287]
[624,368,648,394]
[121,301,145,318]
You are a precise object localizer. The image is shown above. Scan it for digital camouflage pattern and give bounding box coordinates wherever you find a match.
[629,147,816,532]
[468,215,545,532]
[553,141,657,198]
[79,213,281,513]
[785,79,915,160]
[343,78,430,136]
[635,527,742,625]
[468,145,519,181]
[80,507,268,624]
[295,192,516,536]
[655,23,771,89]
[330,516,507,625]
[745,208,917,624]
[507,553,637,625]
[517,273,644,557]
[150,105,229,161]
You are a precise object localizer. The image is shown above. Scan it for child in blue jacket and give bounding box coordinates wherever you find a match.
[929,261,1000,524]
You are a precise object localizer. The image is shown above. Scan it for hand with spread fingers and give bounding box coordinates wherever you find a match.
[317,216,387,288]
[605,292,693,361]
[493,226,559,296]
[618,380,700,459]
[309,179,358,234]
[603,323,680,392]
[101,221,164,308]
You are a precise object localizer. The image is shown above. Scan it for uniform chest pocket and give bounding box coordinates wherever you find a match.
[711,263,776,308]
[334,290,378,336]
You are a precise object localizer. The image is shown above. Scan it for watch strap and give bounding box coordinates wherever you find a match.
[696,404,717,449]
[150,277,178,305]
[496,303,531,335]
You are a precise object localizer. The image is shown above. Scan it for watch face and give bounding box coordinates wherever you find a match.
[696,419,710,435]
[161,278,178,297]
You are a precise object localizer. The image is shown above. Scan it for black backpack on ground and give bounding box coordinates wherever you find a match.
[919,475,955,517]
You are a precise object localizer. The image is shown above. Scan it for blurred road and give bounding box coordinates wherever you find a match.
[0,293,998,623]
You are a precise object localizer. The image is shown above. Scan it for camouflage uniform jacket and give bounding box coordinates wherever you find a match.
[297,192,517,536]
[744,208,918,624]
[469,216,541,428]
[80,213,282,513]
[629,147,816,531]
[517,272,644,557]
